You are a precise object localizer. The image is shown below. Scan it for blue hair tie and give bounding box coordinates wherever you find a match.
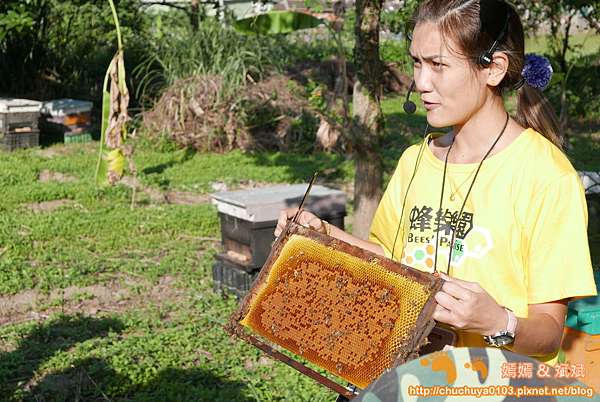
[520,53,553,90]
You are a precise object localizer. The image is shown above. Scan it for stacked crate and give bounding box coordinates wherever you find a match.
[41,99,93,143]
[0,98,42,151]
[211,184,347,299]
[563,271,600,394]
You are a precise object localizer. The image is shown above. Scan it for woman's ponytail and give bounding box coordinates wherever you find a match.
[514,85,563,150]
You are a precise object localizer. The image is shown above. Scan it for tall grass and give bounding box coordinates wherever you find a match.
[134,17,291,104]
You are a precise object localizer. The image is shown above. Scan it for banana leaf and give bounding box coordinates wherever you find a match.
[234,11,323,35]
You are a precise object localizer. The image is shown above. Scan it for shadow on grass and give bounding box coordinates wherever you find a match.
[247,152,351,184]
[0,314,125,400]
[0,314,252,402]
[142,148,196,176]
[26,357,253,402]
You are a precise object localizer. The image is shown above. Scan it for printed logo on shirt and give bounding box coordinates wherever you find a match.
[401,204,493,272]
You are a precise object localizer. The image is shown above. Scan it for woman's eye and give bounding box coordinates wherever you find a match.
[432,61,443,68]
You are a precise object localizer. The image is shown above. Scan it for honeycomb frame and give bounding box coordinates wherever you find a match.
[226,222,443,397]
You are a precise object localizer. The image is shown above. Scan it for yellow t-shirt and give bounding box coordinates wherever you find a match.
[369,128,597,365]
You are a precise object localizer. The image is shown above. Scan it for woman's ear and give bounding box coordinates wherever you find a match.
[487,51,509,87]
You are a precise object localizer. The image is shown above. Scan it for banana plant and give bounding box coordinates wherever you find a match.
[233,10,323,35]
[95,0,137,207]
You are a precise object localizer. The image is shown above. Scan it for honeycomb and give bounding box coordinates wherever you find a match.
[240,233,433,388]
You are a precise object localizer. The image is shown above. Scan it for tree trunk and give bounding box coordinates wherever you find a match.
[190,0,199,32]
[351,0,384,239]
[558,12,573,136]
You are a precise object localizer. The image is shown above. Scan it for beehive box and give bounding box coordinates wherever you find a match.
[41,99,92,122]
[227,222,442,396]
[40,99,93,142]
[212,252,259,299]
[212,184,347,269]
[0,98,41,134]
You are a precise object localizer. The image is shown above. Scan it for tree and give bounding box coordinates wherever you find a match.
[0,0,149,100]
[350,0,385,239]
[513,0,600,134]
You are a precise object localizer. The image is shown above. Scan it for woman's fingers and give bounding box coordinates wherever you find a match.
[274,210,286,237]
[439,272,481,293]
[274,209,297,237]
[432,303,453,323]
[274,208,325,237]
[440,280,474,302]
[274,208,321,237]
[435,290,461,311]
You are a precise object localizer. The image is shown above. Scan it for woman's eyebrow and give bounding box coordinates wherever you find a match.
[409,52,445,62]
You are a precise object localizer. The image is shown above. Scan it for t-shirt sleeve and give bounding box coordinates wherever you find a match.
[369,160,404,260]
[525,172,597,303]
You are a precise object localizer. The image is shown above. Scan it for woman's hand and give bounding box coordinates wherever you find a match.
[274,208,327,237]
[433,272,508,336]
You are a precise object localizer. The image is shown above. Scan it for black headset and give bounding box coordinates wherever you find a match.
[403,0,511,114]
[477,0,511,67]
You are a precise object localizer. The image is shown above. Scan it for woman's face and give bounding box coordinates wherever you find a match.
[410,22,489,128]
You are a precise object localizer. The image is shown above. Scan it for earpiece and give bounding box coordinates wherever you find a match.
[403,81,416,114]
[477,0,510,67]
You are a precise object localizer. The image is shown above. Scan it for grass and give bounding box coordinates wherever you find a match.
[525,30,600,59]
[0,95,598,400]
[0,141,356,401]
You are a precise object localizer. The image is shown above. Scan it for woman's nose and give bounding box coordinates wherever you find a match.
[414,67,433,93]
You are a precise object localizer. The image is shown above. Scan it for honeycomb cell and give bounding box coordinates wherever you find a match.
[240,234,434,388]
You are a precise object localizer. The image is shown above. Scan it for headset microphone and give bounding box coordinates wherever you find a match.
[403,80,417,114]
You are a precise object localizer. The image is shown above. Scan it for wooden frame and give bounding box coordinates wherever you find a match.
[225,222,443,398]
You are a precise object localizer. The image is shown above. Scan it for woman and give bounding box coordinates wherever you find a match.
[275,0,596,366]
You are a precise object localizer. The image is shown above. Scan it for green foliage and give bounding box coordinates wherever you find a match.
[233,11,323,35]
[307,80,328,112]
[0,4,34,43]
[380,0,419,35]
[0,0,150,102]
[380,38,413,73]
[545,50,600,121]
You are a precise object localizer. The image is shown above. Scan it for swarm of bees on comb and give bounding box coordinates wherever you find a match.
[227,222,443,395]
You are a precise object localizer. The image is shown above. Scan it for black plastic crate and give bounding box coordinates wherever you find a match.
[218,211,345,269]
[212,253,259,299]
[1,130,40,151]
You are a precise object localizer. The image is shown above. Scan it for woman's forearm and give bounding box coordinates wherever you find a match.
[506,312,564,356]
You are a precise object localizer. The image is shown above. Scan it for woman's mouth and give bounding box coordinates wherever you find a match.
[423,101,440,111]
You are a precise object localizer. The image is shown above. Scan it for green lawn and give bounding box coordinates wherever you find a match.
[525,30,600,58]
[0,142,349,402]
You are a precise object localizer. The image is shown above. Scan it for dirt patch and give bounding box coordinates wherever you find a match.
[164,191,210,205]
[23,199,78,213]
[38,169,78,183]
[0,275,187,326]
[36,143,94,159]
[119,176,210,205]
